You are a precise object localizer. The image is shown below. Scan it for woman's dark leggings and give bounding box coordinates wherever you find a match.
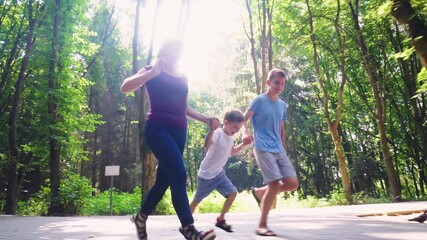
[139,120,193,228]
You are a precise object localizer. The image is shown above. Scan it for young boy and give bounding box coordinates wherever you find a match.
[189,109,252,233]
[243,68,299,237]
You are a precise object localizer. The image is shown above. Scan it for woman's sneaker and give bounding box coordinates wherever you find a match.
[179,224,216,240]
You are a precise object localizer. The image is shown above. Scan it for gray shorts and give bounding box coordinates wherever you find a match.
[193,170,237,203]
[253,148,297,183]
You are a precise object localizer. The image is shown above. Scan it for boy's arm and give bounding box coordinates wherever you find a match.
[204,127,215,149]
[230,135,252,156]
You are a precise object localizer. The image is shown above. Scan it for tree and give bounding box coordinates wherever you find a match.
[306,0,352,203]
[349,0,401,201]
[5,0,38,215]
[391,0,427,68]
[244,0,274,94]
[47,0,63,215]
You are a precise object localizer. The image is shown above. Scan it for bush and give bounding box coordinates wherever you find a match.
[82,187,178,216]
[60,172,93,215]
[17,186,50,216]
[0,199,4,213]
[82,187,141,215]
[17,172,93,216]
[327,188,348,206]
[194,191,228,213]
[155,188,175,215]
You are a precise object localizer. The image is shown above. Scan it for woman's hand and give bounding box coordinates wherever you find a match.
[208,117,220,130]
[150,58,166,76]
[120,59,166,94]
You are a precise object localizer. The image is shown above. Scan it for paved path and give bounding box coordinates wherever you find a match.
[1,201,427,239]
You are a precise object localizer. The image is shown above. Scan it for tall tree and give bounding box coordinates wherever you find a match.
[132,0,158,201]
[245,0,274,94]
[391,0,427,68]
[245,0,261,94]
[5,0,37,215]
[47,0,63,215]
[349,0,401,201]
[306,0,352,203]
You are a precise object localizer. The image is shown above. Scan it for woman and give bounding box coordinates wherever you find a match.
[120,38,217,240]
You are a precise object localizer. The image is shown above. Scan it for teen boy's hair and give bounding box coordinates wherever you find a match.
[267,68,286,80]
[224,110,244,123]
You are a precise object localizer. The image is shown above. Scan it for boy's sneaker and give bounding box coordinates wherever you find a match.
[215,218,233,232]
[179,224,216,240]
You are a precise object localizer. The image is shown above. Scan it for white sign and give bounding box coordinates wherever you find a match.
[105,165,120,176]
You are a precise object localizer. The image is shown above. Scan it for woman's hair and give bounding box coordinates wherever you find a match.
[158,37,183,53]
[223,109,244,123]
[267,68,287,80]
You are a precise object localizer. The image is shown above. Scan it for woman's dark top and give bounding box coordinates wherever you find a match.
[145,67,188,128]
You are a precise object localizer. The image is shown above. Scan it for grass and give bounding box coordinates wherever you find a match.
[16,186,415,216]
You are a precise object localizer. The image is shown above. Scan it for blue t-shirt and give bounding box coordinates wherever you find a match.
[248,94,287,153]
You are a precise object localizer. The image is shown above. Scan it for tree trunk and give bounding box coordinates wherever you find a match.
[245,0,261,94]
[389,23,427,196]
[5,0,36,215]
[330,127,353,202]
[47,0,63,215]
[0,23,24,118]
[133,0,157,201]
[391,0,427,68]
[260,0,267,93]
[91,130,98,195]
[267,0,273,71]
[349,0,401,201]
[306,0,352,203]
[388,23,427,196]
[177,0,190,38]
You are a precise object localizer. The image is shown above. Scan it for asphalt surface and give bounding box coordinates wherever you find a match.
[1,201,427,239]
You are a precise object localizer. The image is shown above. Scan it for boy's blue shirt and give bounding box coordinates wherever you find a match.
[249,94,287,154]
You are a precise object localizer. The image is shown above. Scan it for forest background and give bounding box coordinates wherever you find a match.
[1,0,427,216]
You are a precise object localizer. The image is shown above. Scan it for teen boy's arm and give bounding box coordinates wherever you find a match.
[281,121,286,151]
[242,109,254,140]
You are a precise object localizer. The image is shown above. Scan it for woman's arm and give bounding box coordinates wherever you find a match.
[186,104,209,124]
[120,59,165,94]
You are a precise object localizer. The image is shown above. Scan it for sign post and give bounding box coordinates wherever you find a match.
[105,165,120,216]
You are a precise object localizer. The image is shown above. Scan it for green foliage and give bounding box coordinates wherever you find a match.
[392,47,416,61]
[82,187,141,215]
[416,68,427,93]
[60,172,94,215]
[192,191,229,214]
[17,186,50,216]
[276,192,329,209]
[155,189,176,215]
[82,187,174,216]
[327,188,349,206]
[2,0,427,216]
[17,173,93,216]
